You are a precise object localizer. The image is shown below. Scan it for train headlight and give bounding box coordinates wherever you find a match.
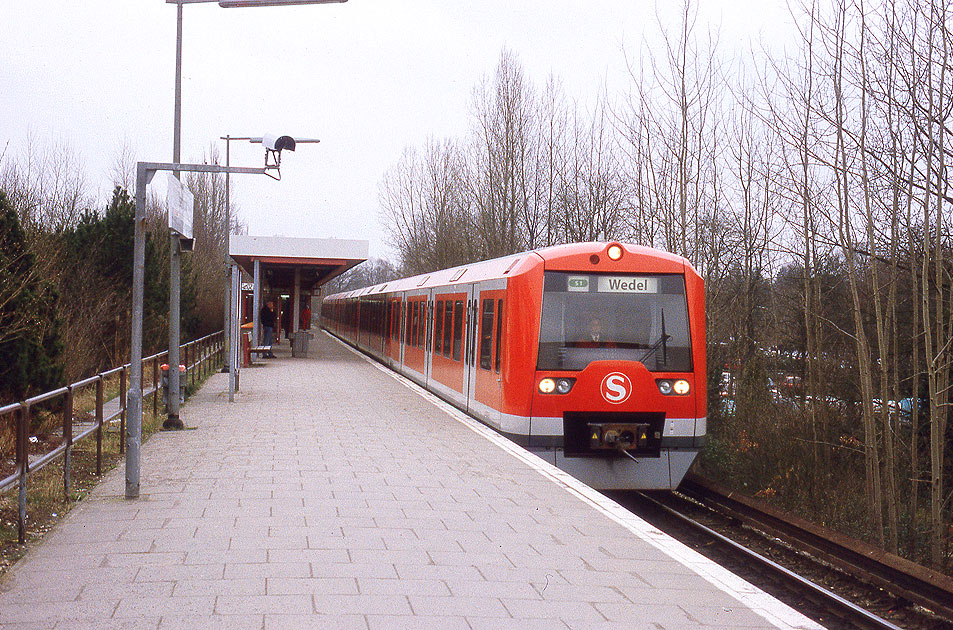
[656,379,691,395]
[539,377,576,394]
[606,244,624,261]
[555,378,575,394]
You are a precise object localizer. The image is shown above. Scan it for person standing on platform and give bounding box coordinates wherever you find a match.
[281,302,292,342]
[300,303,311,330]
[260,300,276,358]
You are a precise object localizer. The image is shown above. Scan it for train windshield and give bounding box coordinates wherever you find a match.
[537,272,692,372]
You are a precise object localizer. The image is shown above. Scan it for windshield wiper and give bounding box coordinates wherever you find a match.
[639,309,670,365]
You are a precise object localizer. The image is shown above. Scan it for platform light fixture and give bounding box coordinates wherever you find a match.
[218,0,347,6]
[163,0,345,434]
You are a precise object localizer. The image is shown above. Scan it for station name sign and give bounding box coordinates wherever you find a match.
[567,275,658,293]
[599,276,658,293]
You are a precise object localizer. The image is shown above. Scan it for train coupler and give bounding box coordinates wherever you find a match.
[587,422,653,451]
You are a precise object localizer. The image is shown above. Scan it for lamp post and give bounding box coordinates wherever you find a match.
[163,0,346,428]
[220,135,320,404]
[129,161,267,499]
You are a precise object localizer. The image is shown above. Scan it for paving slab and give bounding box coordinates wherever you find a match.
[0,332,824,630]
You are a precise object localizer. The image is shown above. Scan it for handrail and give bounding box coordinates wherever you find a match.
[1,330,225,543]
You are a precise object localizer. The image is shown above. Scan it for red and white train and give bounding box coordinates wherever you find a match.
[322,242,706,490]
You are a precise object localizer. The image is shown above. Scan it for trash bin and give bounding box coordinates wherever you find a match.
[291,331,313,357]
[161,363,186,405]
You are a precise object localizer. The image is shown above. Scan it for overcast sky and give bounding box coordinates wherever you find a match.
[0,0,794,260]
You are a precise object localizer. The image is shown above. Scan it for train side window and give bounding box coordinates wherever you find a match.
[442,301,453,358]
[413,301,421,348]
[495,299,503,373]
[401,301,407,345]
[452,300,464,361]
[394,300,401,342]
[479,299,494,371]
[434,299,444,355]
[417,301,427,348]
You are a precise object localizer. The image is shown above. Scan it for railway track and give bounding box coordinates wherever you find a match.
[609,475,953,630]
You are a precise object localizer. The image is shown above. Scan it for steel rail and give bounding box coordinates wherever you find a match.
[635,491,905,630]
[680,475,953,622]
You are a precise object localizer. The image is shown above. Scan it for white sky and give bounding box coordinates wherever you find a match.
[0,0,795,260]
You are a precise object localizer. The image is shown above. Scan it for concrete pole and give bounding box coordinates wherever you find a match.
[126,164,149,499]
[165,0,186,431]
[222,135,231,373]
[253,259,261,345]
[293,268,301,335]
[165,236,185,430]
[228,263,239,402]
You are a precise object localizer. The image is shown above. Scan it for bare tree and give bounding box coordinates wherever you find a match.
[469,48,535,258]
[556,95,627,243]
[0,134,92,232]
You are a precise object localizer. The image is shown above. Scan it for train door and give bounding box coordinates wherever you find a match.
[469,287,505,425]
[430,289,469,402]
[403,294,428,381]
[385,296,401,368]
[468,283,506,426]
[423,290,434,385]
[463,284,478,405]
[398,294,407,368]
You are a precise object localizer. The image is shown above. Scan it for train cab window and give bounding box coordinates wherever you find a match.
[442,301,453,358]
[479,299,495,371]
[537,272,692,372]
[452,300,464,361]
[434,300,444,355]
[495,299,503,373]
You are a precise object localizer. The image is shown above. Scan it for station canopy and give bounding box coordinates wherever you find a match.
[229,235,368,294]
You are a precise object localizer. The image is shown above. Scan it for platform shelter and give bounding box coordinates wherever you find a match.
[225,235,367,393]
[229,235,368,344]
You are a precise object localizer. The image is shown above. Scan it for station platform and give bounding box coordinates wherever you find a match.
[0,332,823,630]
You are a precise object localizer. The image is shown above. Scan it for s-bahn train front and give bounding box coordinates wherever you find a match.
[511,243,706,490]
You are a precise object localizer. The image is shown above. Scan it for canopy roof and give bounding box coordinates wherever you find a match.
[229,235,368,293]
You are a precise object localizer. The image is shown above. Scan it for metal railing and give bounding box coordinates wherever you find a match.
[0,331,225,543]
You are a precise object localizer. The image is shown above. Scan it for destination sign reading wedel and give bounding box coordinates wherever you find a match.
[598,276,658,293]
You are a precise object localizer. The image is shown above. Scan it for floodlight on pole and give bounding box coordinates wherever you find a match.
[218,0,347,7]
[163,0,343,430]
[218,132,319,400]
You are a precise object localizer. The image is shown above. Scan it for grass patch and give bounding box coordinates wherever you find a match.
[0,357,221,577]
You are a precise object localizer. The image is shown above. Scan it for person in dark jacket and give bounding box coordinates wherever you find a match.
[260,300,276,358]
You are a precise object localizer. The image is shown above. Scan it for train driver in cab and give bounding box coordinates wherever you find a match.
[578,316,614,347]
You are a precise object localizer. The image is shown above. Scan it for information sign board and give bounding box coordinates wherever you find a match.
[167,174,194,240]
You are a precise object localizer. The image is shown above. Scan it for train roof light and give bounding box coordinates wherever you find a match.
[607,244,624,261]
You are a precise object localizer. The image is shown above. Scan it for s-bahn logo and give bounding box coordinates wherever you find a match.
[601,372,632,404]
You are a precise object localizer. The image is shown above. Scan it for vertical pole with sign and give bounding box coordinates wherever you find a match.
[165,174,194,430]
